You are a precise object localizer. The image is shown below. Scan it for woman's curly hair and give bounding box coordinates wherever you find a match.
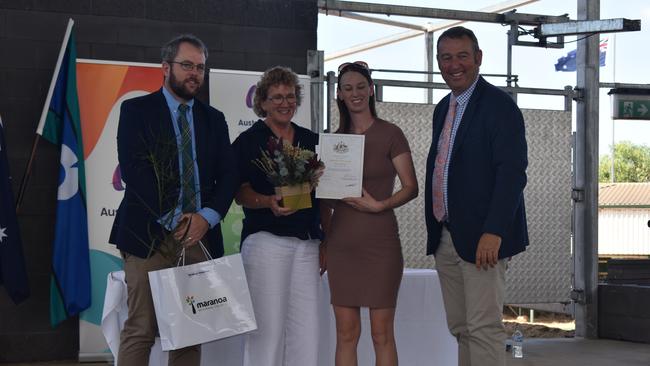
[253,66,302,118]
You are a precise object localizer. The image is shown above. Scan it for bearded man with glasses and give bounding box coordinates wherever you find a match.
[109,34,238,366]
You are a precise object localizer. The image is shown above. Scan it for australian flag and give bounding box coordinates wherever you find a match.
[37,21,91,326]
[555,39,607,72]
[0,116,30,304]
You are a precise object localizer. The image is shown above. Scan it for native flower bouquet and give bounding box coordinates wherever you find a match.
[253,136,324,209]
[130,131,195,263]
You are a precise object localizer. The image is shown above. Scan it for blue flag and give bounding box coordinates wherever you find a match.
[38,24,91,326]
[555,39,608,72]
[0,117,30,304]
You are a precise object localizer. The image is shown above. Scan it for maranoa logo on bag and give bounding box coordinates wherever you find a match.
[185,295,228,314]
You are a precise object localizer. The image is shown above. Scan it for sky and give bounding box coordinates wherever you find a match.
[317,0,650,158]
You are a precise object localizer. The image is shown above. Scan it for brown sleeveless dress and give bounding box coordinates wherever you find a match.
[326,119,411,308]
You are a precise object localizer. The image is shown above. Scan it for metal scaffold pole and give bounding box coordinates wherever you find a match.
[573,0,600,338]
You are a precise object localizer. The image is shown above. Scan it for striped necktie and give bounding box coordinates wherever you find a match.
[432,98,457,222]
[177,104,197,213]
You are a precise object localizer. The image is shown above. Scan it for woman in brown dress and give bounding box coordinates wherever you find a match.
[322,61,418,366]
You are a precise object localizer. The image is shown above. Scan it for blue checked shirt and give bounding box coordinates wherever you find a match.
[439,76,479,221]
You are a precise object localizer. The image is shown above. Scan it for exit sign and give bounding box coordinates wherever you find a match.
[615,99,650,119]
[609,88,650,120]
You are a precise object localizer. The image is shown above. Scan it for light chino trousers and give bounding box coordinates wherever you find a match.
[118,245,206,366]
[435,227,508,366]
[241,231,321,366]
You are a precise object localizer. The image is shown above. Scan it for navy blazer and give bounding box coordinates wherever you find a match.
[109,89,238,259]
[424,76,529,263]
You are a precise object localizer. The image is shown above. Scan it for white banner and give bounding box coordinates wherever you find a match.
[208,68,312,142]
[77,59,162,361]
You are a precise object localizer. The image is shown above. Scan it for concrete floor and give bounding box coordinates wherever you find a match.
[4,338,650,365]
[506,338,650,366]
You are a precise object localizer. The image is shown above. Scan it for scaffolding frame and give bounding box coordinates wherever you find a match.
[318,0,641,338]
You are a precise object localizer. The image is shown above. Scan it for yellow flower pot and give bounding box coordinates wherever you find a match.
[275,183,312,210]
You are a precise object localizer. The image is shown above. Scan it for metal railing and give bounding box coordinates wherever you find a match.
[325,69,577,131]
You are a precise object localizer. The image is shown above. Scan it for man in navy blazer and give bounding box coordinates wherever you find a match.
[424,27,529,366]
[109,34,237,366]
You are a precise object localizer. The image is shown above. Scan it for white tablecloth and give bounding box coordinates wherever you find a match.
[102,268,457,365]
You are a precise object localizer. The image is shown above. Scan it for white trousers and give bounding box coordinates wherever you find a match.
[435,227,507,366]
[241,231,321,366]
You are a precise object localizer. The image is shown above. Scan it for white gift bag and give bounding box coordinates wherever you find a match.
[148,244,257,351]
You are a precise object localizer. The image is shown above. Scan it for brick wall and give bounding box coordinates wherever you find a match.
[0,1,317,361]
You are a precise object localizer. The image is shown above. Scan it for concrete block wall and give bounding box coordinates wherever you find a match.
[0,1,317,361]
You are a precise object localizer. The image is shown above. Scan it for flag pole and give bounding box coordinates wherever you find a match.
[37,19,74,135]
[15,19,74,211]
[610,34,616,183]
[15,135,40,211]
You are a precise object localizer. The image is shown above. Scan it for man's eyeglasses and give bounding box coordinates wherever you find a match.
[338,61,369,73]
[267,94,297,105]
[168,61,206,73]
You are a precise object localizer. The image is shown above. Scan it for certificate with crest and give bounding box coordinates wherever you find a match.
[316,133,365,199]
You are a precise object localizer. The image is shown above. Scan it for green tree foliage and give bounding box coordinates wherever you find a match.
[599,141,650,183]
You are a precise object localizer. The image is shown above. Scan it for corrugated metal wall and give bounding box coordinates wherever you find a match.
[331,100,573,303]
[599,208,650,255]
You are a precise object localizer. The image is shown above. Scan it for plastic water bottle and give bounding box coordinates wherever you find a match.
[511,329,524,359]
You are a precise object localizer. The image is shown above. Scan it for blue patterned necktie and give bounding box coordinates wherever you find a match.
[177,104,197,213]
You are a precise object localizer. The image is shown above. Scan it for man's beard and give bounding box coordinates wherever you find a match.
[169,70,202,100]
